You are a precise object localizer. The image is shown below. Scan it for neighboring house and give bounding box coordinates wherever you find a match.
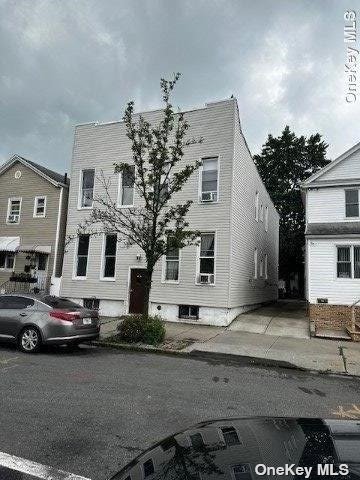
[0,155,69,295]
[60,98,279,325]
[301,141,360,340]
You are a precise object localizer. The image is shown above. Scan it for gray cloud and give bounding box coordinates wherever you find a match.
[0,0,359,173]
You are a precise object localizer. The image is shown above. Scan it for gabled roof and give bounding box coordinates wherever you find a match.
[301,140,360,188]
[0,155,69,187]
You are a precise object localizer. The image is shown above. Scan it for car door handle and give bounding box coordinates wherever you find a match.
[19,313,27,317]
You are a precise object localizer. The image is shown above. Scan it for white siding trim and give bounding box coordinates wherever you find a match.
[52,187,63,276]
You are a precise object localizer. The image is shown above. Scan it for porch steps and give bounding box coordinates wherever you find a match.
[315,328,352,341]
[346,322,360,342]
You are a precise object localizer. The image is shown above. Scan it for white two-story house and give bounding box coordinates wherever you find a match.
[60,98,279,326]
[301,141,360,340]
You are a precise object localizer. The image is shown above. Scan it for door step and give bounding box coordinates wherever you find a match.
[346,327,360,342]
[315,328,352,341]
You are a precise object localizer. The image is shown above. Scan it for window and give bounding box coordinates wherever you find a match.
[221,426,241,446]
[164,237,179,282]
[254,249,258,279]
[260,258,263,277]
[0,296,34,310]
[143,459,154,478]
[198,233,215,284]
[260,203,263,221]
[264,254,268,279]
[34,196,46,217]
[337,245,360,278]
[75,234,90,277]
[232,464,252,480]
[7,198,21,224]
[102,234,117,279]
[179,305,199,319]
[345,189,359,217]
[80,169,95,208]
[119,165,135,206]
[83,298,100,310]
[255,192,259,221]
[0,252,15,270]
[190,433,204,449]
[265,206,269,231]
[200,157,218,202]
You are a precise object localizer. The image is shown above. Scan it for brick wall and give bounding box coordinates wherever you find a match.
[309,303,360,331]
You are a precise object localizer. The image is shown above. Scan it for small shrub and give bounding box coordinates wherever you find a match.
[143,315,166,345]
[117,314,165,345]
[117,315,147,343]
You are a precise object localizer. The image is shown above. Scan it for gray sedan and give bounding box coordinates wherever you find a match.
[0,294,100,353]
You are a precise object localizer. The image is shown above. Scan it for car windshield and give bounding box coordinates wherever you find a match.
[40,296,83,309]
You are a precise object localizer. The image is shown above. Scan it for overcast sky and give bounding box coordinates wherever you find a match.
[0,0,359,173]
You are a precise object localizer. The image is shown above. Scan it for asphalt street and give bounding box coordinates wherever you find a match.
[0,344,359,480]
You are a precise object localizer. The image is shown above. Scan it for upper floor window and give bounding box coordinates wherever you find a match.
[197,233,215,284]
[255,192,259,221]
[200,157,218,202]
[101,234,117,279]
[260,258,264,277]
[7,197,21,224]
[260,203,264,222]
[337,245,360,278]
[265,206,269,231]
[75,234,90,278]
[0,252,15,270]
[119,165,135,207]
[264,254,268,279]
[80,169,95,208]
[164,236,180,282]
[33,196,46,218]
[345,189,359,217]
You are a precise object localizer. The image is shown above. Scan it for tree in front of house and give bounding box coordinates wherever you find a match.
[80,74,203,315]
[254,126,329,296]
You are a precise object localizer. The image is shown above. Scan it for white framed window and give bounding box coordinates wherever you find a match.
[264,254,268,279]
[33,196,47,218]
[179,305,199,319]
[74,234,90,278]
[163,236,180,282]
[79,169,95,208]
[0,252,15,270]
[101,234,117,280]
[265,206,269,231]
[337,245,360,278]
[254,248,258,279]
[6,197,22,224]
[260,258,264,277]
[345,189,359,217]
[255,192,259,221]
[119,165,135,207]
[260,203,263,222]
[200,157,219,203]
[197,233,215,284]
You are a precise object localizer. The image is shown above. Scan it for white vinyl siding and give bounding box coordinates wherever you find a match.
[6,197,22,224]
[307,187,360,223]
[33,196,47,218]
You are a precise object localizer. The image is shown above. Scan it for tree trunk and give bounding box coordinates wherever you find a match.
[143,267,153,316]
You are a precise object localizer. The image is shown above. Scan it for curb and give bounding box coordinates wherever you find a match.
[91,340,359,379]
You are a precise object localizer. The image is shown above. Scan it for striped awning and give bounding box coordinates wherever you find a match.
[16,245,51,254]
[0,237,20,252]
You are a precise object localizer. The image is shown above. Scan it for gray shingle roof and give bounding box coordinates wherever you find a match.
[306,222,360,236]
[17,156,69,185]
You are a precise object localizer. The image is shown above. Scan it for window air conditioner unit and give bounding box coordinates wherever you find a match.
[8,214,19,223]
[201,191,217,202]
[199,274,215,284]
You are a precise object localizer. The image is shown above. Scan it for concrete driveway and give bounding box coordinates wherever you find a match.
[229,300,310,339]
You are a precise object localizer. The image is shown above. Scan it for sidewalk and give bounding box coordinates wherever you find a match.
[99,318,360,377]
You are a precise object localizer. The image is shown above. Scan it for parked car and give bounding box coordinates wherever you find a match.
[0,294,100,353]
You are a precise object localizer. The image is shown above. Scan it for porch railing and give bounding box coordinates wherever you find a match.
[0,276,51,295]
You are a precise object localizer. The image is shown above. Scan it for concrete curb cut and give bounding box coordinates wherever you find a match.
[91,340,359,379]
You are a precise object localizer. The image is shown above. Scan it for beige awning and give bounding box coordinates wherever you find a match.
[0,236,20,252]
[16,245,51,254]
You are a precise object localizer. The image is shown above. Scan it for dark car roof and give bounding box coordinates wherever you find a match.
[109,416,360,480]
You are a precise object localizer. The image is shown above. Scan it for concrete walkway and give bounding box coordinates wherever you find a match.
[229,300,310,339]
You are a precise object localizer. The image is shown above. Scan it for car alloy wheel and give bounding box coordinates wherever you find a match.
[20,328,40,353]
